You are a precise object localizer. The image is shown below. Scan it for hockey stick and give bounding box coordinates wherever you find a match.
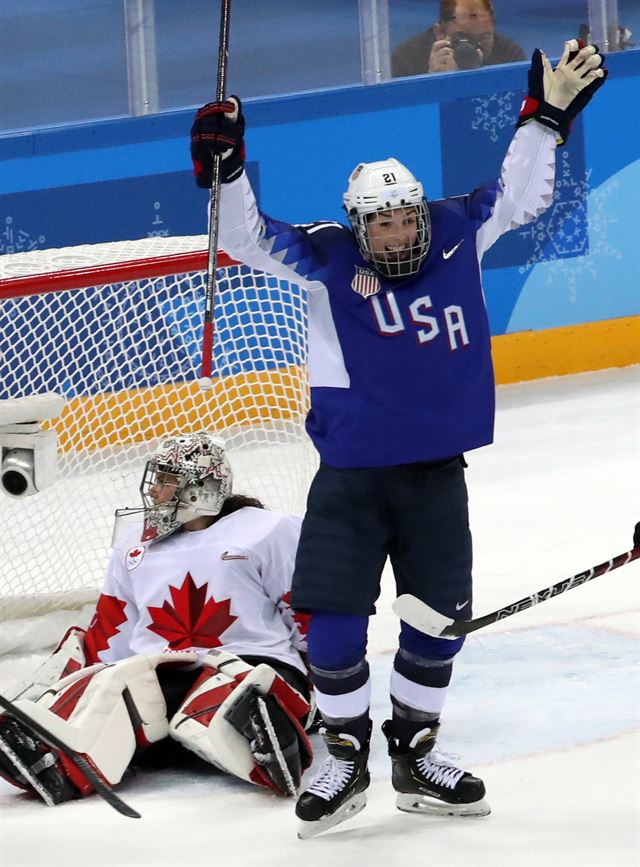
[393,538,640,639]
[0,693,141,818]
[200,0,233,380]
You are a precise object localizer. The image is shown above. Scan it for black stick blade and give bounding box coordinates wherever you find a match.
[0,693,140,818]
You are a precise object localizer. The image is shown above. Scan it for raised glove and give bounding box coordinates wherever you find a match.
[517,40,607,144]
[190,95,245,188]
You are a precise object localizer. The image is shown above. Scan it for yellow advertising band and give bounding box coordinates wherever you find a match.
[492,315,639,384]
[45,316,638,452]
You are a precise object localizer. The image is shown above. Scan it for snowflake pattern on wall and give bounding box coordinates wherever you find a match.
[471,91,519,143]
[517,149,621,303]
[0,216,46,254]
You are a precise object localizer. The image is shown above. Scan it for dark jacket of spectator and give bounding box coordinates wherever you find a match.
[392,25,525,78]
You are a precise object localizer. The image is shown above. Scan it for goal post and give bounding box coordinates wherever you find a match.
[0,237,317,626]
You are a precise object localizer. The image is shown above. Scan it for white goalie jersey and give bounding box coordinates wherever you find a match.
[83,506,308,675]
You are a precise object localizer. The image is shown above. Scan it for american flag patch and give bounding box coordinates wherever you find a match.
[351,266,380,297]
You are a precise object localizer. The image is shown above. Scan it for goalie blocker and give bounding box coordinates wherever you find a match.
[0,649,312,803]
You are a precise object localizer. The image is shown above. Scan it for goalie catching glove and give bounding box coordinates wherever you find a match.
[190,96,245,187]
[517,39,607,144]
[9,627,87,703]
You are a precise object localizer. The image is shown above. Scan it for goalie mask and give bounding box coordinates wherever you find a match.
[343,158,431,279]
[114,432,233,545]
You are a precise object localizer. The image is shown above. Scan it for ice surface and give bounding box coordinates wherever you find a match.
[1,366,638,867]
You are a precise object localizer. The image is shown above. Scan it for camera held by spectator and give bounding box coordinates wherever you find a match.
[450,32,484,69]
[392,0,525,78]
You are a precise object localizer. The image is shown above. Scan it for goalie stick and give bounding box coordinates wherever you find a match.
[0,693,140,818]
[393,533,640,639]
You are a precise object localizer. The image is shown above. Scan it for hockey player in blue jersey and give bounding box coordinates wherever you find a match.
[190,39,607,837]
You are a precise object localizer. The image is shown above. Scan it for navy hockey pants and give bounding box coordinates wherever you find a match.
[291,456,473,619]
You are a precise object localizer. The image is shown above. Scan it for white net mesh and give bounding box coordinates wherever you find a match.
[0,238,317,623]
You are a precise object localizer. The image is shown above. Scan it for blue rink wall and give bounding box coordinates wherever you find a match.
[1,50,638,345]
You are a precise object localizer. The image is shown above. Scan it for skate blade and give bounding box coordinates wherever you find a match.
[396,793,491,817]
[297,792,367,839]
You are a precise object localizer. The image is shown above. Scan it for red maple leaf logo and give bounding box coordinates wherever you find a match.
[129,548,142,558]
[146,572,237,650]
[84,594,128,664]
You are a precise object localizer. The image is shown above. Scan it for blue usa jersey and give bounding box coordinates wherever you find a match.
[219,122,557,468]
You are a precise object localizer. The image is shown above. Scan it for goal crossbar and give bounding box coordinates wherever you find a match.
[0,250,233,300]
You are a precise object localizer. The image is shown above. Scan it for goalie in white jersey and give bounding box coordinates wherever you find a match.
[0,433,313,804]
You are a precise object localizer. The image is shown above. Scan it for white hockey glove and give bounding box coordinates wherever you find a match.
[9,627,87,702]
[546,40,605,110]
[517,40,607,144]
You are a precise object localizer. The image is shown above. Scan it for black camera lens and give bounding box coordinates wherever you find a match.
[451,35,482,70]
[2,469,29,497]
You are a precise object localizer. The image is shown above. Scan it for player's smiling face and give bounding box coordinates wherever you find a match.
[148,471,180,505]
[366,207,419,260]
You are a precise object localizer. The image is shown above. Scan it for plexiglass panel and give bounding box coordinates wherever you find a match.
[0,0,638,132]
[0,0,129,130]
[154,0,361,107]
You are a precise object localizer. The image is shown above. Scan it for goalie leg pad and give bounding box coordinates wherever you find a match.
[168,664,251,777]
[168,653,312,795]
[5,651,197,795]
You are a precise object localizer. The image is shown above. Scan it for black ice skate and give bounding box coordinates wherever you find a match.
[382,720,490,817]
[0,716,77,806]
[296,727,370,839]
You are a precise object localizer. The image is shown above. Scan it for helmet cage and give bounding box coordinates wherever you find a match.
[137,433,233,543]
[139,463,186,543]
[349,201,431,279]
[343,158,431,279]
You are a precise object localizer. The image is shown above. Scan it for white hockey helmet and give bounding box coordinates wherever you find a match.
[137,432,233,543]
[343,158,431,279]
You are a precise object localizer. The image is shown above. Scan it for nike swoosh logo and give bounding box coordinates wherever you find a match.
[221,551,249,561]
[455,600,469,611]
[443,240,464,260]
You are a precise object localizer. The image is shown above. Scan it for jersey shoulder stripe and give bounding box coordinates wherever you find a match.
[297,221,348,235]
[261,219,348,280]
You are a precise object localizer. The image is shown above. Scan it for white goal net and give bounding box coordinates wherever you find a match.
[0,237,316,626]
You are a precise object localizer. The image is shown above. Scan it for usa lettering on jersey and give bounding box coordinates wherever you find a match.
[371,292,470,350]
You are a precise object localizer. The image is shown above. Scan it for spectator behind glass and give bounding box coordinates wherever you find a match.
[392,0,525,78]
